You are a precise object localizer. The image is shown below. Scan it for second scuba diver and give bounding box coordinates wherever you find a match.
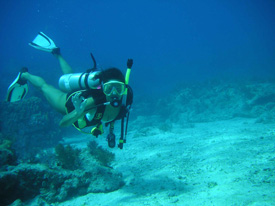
[6,32,133,149]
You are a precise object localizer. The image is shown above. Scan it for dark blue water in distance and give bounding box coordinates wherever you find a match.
[0,0,275,99]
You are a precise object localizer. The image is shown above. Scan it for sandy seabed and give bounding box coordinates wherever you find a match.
[29,117,275,206]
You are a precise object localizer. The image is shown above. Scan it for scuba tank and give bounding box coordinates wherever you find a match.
[58,52,101,93]
[59,71,100,93]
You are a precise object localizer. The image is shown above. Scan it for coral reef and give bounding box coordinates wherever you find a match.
[145,80,275,124]
[87,141,115,167]
[129,80,275,136]
[0,162,124,205]
[0,134,17,168]
[0,144,124,205]
[55,144,81,170]
[0,96,124,205]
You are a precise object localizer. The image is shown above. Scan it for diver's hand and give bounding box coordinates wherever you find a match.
[72,92,87,114]
[127,59,133,69]
[91,124,104,137]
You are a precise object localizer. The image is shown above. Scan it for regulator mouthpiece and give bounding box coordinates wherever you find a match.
[110,97,121,107]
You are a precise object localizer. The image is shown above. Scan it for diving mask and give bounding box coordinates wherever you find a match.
[103,81,126,96]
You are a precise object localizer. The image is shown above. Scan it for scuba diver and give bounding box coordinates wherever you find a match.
[6,32,133,149]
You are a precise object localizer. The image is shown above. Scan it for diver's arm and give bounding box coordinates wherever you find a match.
[59,109,83,127]
[59,94,96,127]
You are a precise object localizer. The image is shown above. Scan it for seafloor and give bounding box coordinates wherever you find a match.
[1,79,275,206]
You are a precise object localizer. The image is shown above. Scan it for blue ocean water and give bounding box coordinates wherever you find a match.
[1,1,275,205]
[0,0,274,99]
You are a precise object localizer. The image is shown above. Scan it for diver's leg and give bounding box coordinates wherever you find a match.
[21,73,67,114]
[52,50,73,74]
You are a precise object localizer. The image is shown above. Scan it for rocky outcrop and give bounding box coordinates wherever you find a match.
[0,148,124,205]
[152,81,275,123]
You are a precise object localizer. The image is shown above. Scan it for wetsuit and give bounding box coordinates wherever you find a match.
[65,89,107,129]
[65,86,133,130]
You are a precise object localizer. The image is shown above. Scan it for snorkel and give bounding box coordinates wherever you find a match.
[124,60,132,93]
[118,59,133,149]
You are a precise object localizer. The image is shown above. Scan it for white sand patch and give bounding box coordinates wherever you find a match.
[45,118,275,206]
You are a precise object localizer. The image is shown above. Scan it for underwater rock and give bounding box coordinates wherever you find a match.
[9,199,24,206]
[0,144,123,205]
[0,161,124,205]
[0,136,17,168]
[151,81,275,123]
